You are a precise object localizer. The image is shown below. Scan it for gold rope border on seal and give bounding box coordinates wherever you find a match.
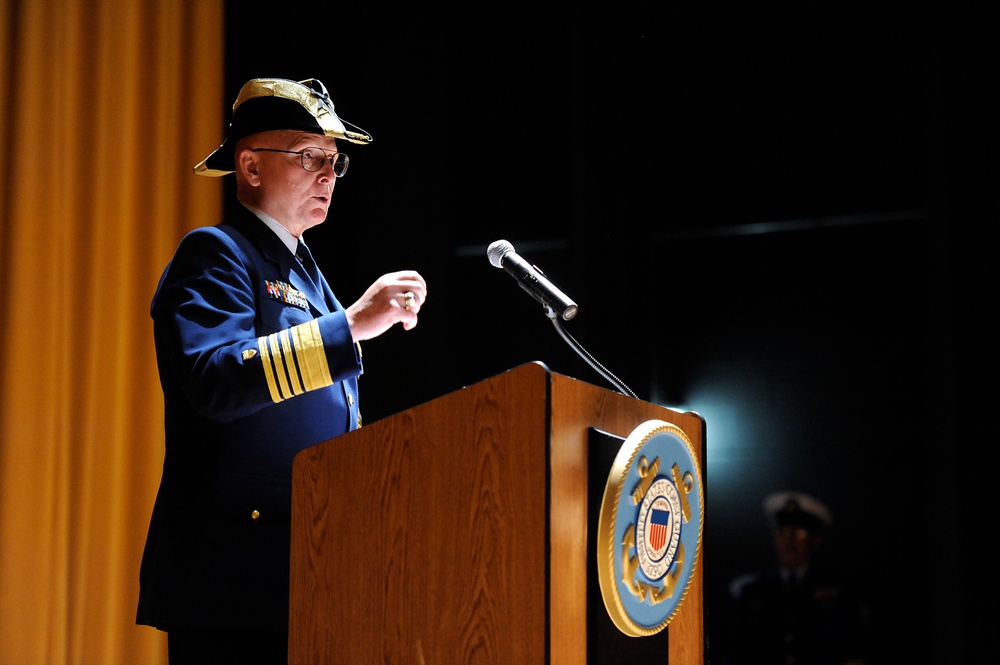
[596,419,704,637]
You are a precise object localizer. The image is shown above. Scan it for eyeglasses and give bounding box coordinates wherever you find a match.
[250,147,350,177]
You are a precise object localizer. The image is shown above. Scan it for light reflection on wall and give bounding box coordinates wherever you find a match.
[650,372,763,498]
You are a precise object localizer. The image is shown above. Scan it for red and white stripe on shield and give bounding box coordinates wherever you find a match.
[647,497,671,556]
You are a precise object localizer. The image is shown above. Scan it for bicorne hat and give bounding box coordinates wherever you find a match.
[194,77,371,176]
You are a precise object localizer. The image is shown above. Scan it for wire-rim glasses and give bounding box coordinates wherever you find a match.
[250,147,349,177]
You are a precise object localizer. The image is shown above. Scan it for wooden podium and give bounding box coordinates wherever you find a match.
[289,362,706,664]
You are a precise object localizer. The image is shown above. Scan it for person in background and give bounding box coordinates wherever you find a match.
[722,490,872,665]
[136,77,427,665]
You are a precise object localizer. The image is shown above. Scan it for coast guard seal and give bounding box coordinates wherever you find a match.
[597,419,704,636]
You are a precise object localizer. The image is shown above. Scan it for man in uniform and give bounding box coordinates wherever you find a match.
[136,77,427,665]
[724,490,871,665]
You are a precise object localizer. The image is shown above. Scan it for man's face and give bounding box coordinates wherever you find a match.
[249,130,342,234]
[774,524,819,572]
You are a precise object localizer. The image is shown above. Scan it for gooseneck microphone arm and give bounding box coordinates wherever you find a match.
[487,239,638,399]
[545,307,638,399]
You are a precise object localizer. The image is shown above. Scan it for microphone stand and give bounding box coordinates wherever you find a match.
[543,305,638,399]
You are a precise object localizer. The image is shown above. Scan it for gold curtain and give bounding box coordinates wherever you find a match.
[0,1,223,663]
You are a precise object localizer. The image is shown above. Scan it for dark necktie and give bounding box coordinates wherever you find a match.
[295,240,322,287]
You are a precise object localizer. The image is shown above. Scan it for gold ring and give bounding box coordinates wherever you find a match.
[403,292,415,310]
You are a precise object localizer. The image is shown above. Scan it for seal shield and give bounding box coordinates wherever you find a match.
[596,419,704,636]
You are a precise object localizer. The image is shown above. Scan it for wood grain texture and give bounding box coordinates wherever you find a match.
[289,362,705,664]
[549,372,705,665]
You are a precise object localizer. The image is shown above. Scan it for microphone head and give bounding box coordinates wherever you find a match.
[487,239,514,268]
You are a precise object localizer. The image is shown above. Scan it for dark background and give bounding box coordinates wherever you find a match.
[220,1,996,662]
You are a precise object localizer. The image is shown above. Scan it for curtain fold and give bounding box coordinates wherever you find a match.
[0,1,224,663]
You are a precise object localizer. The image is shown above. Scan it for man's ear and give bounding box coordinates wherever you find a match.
[236,148,261,186]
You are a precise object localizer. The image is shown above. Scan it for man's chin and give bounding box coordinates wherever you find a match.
[307,208,330,225]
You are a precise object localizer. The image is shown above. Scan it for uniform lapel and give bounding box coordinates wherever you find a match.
[227,209,334,316]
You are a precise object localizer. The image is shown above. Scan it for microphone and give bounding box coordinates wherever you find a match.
[487,239,579,321]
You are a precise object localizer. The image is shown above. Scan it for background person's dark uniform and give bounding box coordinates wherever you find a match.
[723,491,872,665]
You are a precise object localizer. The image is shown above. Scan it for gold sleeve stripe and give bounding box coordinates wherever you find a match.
[258,336,282,403]
[257,320,334,404]
[290,320,334,391]
[269,333,294,399]
[280,329,304,395]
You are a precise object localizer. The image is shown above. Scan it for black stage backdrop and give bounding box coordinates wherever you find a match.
[217,3,997,663]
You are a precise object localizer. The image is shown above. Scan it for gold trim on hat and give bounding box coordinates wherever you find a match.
[194,77,372,176]
[233,78,373,144]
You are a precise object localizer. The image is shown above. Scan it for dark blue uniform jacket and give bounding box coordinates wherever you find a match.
[137,205,361,630]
